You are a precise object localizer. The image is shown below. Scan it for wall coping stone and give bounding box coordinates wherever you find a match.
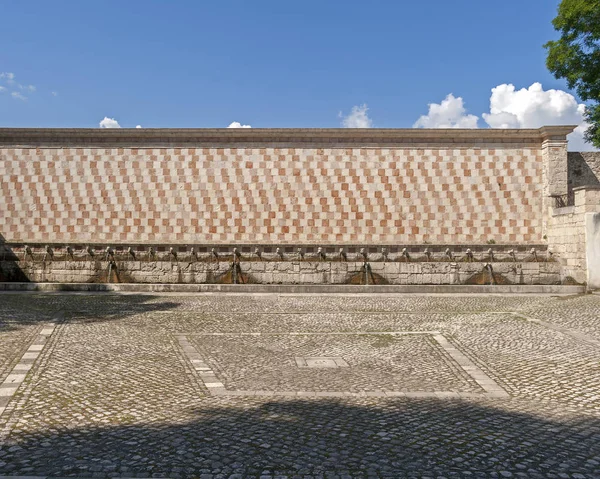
[0,126,577,147]
[573,185,600,191]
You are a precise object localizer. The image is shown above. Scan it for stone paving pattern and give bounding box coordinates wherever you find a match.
[190,333,481,393]
[0,293,599,478]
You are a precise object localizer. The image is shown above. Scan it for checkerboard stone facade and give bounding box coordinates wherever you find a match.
[0,127,576,245]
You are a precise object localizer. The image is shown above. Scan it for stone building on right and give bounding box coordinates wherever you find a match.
[550,149,600,288]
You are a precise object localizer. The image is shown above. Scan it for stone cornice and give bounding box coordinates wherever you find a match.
[0,126,578,148]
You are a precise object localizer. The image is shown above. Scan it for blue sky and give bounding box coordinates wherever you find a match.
[0,0,595,148]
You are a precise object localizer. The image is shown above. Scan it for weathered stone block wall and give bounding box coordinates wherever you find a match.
[568,152,600,190]
[0,259,561,286]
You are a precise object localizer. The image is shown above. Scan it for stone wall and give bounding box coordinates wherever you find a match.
[0,258,561,286]
[0,242,558,285]
[568,152,600,190]
[0,127,574,246]
[547,186,600,284]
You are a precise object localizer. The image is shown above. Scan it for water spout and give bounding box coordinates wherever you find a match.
[485,263,495,285]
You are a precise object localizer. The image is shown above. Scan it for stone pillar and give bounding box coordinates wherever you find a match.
[540,126,576,238]
[586,212,600,290]
[541,134,569,197]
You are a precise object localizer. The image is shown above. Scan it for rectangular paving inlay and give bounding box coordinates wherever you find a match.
[295,356,349,368]
[178,332,508,398]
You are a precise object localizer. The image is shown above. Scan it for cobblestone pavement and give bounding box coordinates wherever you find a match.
[189,333,481,393]
[0,293,599,478]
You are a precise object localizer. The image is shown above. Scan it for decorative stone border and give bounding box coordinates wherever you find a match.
[0,317,59,417]
[175,336,224,392]
[295,357,349,368]
[512,312,600,348]
[177,331,509,399]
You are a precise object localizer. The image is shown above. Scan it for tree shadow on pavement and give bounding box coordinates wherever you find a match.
[0,397,598,478]
[0,293,180,331]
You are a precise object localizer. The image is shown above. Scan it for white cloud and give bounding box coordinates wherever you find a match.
[414,83,597,151]
[19,84,36,92]
[135,125,142,129]
[413,94,479,128]
[0,86,5,92]
[0,72,15,82]
[227,121,251,128]
[482,82,596,151]
[51,91,58,97]
[11,91,27,101]
[99,117,121,128]
[340,104,373,128]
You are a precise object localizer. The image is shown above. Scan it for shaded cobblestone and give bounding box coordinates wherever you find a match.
[0,324,40,384]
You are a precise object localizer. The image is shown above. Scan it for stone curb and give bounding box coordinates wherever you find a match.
[0,282,585,294]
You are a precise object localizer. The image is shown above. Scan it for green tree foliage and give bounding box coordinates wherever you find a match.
[545,0,600,147]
